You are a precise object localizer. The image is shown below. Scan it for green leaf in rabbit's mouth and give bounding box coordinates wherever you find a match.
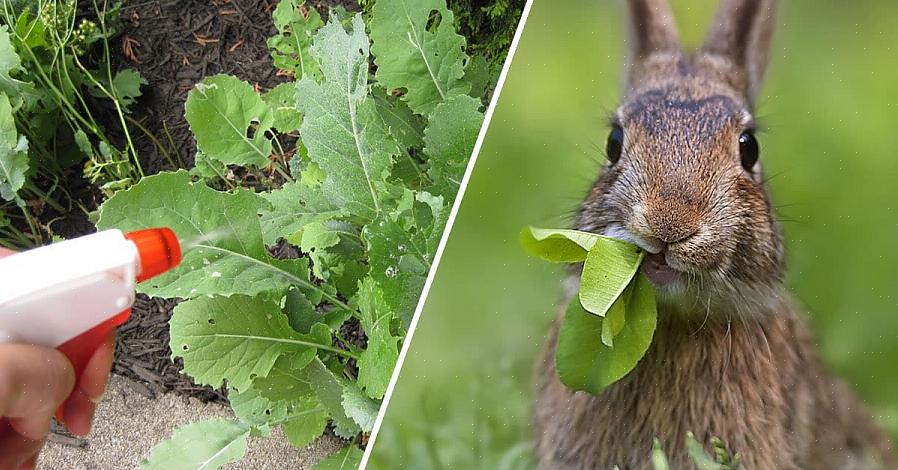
[521,226,658,395]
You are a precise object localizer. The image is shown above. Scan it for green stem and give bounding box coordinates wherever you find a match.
[212,334,359,360]
[192,243,353,312]
[125,115,177,170]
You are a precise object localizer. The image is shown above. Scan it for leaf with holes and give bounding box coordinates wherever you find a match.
[296,15,399,221]
[169,294,335,391]
[369,0,470,115]
[364,190,445,329]
[263,81,304,133]
[185,75,274,168]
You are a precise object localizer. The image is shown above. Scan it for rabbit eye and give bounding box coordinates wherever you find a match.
[739,131,759,171]
[606,125,624,164]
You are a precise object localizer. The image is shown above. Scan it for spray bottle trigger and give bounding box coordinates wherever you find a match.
[54,308,130,423]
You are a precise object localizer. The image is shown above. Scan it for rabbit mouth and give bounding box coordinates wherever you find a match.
[641,252,681,287]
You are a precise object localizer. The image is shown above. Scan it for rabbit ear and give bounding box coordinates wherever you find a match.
[702,0,778,99]
[625,0,681,84]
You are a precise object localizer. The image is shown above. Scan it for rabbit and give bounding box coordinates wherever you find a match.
[533,0,898,469]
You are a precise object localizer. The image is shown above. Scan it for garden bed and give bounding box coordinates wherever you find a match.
[48,0,360,437]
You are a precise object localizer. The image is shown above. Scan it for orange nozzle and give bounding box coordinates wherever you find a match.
[125,228,182,282]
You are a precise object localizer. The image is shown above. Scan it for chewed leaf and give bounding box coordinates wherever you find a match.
[140,419,250,470]
[579,237,644,317]
[555,275,657,395]
[520,227,601,263]
[369,0,470,115]
[170,295,332,391]
[185,75,274,168]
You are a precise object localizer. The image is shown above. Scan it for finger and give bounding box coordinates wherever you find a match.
[78,330,116,402]
[61,330,115,436]
[0,421,44,470]
[0,345,75,441]
[0,247,15,258]
[60,389,95,437]
[20,452,40,470]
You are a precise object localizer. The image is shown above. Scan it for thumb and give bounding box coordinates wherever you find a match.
[0,344,75,440]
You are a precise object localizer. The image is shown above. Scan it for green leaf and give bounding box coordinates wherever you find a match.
[462,54,491,100]
[304,358,361,439]
[341,380,379,433]
[579,237,644,317]
[90,69,146,111]
[253,352,317,402]
[259,179,342,245]
[312,446,364,470]
[185,75,274,168]
[555,275,657,394]
[283,402,329,448]
[97,171,318,299]
[229,383,290,426]
[424,94,482,199]
[243,353,330,446]
[140,419,250,470]
[369,0,470,114]
[268,0,324,78]
[355,278,399,399]
[190,150,228,180]
[601,295,626,348]
[263,82,303,133]
[371,86,425,150]
[364,191,445,329]
[0,26,32,103]
[652,438,670,470]
[111,69,147,108]
[0,93,28,204]
[169,295,333,391]
[519,227,601,263]
[296,15,399,221]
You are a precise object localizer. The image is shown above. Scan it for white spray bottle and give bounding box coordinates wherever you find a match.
[0,228,182,421]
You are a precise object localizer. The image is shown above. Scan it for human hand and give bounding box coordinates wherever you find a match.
[0,247,116,469]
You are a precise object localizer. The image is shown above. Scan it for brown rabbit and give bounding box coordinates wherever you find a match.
[533,0,897,469]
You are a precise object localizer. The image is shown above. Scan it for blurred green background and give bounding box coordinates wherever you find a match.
[368,0,898,467]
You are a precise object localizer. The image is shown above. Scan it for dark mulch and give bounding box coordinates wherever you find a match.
[109,0,357,174]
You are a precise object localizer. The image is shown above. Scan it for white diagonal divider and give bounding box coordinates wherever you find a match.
[358,1,537,467]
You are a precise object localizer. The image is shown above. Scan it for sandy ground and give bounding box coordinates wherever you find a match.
[39,375,345,469]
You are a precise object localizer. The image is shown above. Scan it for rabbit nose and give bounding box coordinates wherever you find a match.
[643,195,702,244]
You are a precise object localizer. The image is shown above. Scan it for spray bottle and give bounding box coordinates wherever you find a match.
[0,228,182,422]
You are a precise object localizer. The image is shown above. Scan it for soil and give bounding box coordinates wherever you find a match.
[108,0,357,174]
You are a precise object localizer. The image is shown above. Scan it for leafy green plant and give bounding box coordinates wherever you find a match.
[0,0,146,247]
[97,1,488,467]
[521,227,657,395]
